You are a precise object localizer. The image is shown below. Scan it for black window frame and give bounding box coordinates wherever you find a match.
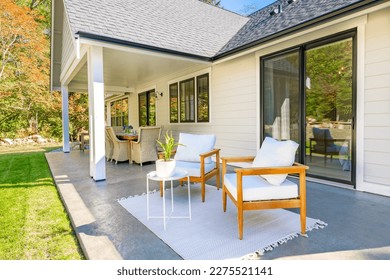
[169,73,210,123]
[110,97,129,127]
[138,89,156,127]
[260,29,357,186]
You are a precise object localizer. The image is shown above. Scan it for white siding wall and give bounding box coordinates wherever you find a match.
[61,14,75,72]
[134,54,257,157]
[364,7,390,188]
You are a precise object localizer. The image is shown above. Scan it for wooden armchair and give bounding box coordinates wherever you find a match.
[159,133,220,202]
[221,137,308,240]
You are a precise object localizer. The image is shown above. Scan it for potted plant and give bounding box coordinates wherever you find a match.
[155,131,181,178]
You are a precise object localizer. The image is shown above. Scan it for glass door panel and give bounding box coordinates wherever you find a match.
[305,38,353,182]
[262,50,301,160]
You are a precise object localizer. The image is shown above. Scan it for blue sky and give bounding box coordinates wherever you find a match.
[219,0,276,15]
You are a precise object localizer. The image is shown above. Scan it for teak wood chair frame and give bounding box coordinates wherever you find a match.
[159,148,221,202]
[221,156,309,240]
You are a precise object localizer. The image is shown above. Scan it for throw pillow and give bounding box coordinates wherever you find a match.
[252,137,299,185]
[174,133,216,164]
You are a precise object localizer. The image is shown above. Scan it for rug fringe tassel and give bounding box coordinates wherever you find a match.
[242,220,327,260]
[117,189,157,202]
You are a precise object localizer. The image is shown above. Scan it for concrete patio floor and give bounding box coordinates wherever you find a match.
[45,150,390,260]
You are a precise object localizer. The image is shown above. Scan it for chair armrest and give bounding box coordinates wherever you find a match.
[235,163,308,176]
[221,156,255,163]
[200,148,220,159]
[199,149,220,176]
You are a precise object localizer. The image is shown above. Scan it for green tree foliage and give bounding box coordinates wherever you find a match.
[0,0,59,139]
[305,39,353,122]
[199,0,221,7]
[0,0,88,141]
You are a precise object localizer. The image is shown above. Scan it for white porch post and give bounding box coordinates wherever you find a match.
[61,85,70,153]
[87,46,106,181]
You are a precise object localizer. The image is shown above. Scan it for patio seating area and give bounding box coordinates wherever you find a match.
[45,150,390,260]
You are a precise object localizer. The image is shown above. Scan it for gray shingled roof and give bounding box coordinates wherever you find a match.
[63,0,374,59]
[63,0,248,58]
[216,0,367,56]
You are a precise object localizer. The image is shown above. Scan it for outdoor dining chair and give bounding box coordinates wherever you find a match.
[105,126,129,164]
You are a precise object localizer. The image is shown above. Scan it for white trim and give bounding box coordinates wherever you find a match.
[136,85,157,96]
[167,67,211,85]
[79,38,212,65]
[87,46,106,181]
[355,19,366,192]
[358,182,390,197]
[61,85,70,153]
[60,45,88,86]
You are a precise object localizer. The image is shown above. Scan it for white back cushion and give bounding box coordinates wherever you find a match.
[252,137,299,185]
[174,133,216,163]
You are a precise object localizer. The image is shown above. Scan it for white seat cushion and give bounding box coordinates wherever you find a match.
[175,160,215,177]
[224,173,298,201]
[252,137,299,185]
[174,133,216,164]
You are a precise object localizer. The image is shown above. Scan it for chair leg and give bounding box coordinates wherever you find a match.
[159,181,163,197]
[300,206,307,235]
[216,171,220,190]
[238,207,243,240]
[222,188,227,212]
[201,181,205,203]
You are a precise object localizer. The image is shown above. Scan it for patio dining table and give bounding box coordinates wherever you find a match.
[116,133,138,163]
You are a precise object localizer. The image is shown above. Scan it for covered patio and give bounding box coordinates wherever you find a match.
[45,150,390,260]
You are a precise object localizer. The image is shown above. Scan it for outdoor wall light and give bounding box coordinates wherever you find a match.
[155,91,163,99]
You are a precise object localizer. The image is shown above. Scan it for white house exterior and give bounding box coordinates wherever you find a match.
[51,0,390,197]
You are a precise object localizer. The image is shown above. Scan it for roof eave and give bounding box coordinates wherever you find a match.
[77,31,213,62]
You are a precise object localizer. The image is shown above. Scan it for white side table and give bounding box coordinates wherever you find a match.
[146,169,191,230]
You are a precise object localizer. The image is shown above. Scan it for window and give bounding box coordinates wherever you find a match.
[138,90,156,126]
[169,83,178,123]
[169,73,209,123]
[180,78,195,122]
[110,97,129,126]
[197,74,209,122]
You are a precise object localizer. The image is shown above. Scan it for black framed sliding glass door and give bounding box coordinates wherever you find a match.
[261,49,301,162]
[261,31,355,185]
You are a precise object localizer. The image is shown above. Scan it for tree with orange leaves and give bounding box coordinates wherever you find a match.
[0,0,63,139]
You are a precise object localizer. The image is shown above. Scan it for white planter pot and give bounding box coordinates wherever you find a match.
[156,159,176,178]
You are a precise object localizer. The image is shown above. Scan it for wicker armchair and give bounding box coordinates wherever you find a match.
[105,128,114,161]
[131,126,161,166]
[105,126,129,164]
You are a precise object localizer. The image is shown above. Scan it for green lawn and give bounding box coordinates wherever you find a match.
[0,147,84,260]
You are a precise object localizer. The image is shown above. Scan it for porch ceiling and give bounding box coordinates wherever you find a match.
[68,47,207,94]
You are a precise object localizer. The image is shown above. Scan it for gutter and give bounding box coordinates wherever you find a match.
[76,31,213,62]
[212,0,382,61]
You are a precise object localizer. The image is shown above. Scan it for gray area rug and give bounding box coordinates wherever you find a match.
[118,184,326,260]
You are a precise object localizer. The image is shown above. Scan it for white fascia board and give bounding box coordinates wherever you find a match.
[78,38,212,65]
[60,45,88,86]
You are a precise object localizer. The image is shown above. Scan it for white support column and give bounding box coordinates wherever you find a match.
[61,85,70,153]
[87,46,106,181]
